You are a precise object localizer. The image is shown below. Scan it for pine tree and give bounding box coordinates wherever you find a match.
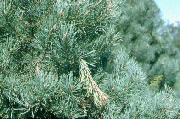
[165,22,180,97]
[1,0,180,118]
[111,0,165,82]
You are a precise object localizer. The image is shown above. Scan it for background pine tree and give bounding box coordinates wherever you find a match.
[113,0,180,90]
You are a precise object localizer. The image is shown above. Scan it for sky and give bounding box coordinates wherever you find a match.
[154,0,180,26]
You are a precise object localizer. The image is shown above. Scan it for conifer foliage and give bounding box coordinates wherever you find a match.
[1,0,180,118]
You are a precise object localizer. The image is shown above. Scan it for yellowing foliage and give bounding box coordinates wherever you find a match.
[149,75,163,91]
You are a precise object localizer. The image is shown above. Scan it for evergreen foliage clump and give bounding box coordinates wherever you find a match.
[165,22,180,96]
[148,75,163,91]
[114,0,180,90]
[111,0,167,86]
[1,0,180,118]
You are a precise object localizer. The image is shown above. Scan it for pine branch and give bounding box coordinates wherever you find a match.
[79,57,109,107]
